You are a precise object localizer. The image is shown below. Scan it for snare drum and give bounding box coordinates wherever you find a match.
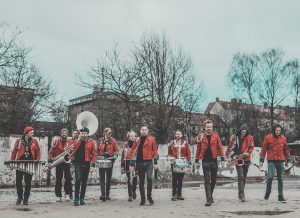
[96,160,112,169]
[173,158,191,173]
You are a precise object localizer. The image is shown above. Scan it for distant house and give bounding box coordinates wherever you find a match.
[205,97,296,139]
[0,85,35,136]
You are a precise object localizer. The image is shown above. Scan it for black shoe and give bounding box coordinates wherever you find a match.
[128,196,133,202]
[205,201,212,206]
[133,192,137,200]
[148,197,154,205]
[99,195,106,201]
[23,200,29,205]
[278,196,287,202]
[80,198,85,205]
[264,192,270,200]
[239,194,245,202]
[74,201,79,206]
[140,200,146,206]
[16,197,22,205]
[177,194,184,200]
[105,196,111,201]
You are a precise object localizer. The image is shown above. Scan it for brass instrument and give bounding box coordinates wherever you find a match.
[43,111,99,172]
[228,155,245,167]
[227,135,248,167]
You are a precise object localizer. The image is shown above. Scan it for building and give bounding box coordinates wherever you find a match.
[0,85,35,136]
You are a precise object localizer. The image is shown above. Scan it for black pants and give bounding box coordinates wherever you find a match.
[202,161,218,201]
[74,163,90,199]
[236,161,250,196]
[126,171,137,197]
[55,163,73,197]
[136,161,153,201]
[171,165,185,196]
[16,170,32,201]
[99,167,113,197]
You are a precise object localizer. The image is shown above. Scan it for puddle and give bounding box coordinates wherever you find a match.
[225,210,293,216]
[15,207,32,211]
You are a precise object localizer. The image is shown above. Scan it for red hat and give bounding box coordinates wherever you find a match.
[23,126,34,135]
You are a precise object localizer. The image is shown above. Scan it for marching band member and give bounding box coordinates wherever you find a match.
[195,119,225,206]
[68,127,97,206]
[71,129,79,141]
[121,131,138,201]
[48,128,74,201]
[226,124,254,202]
[168,130,191,201]
[259,124,291,202]
[128,125,159,206]
[10,126,41,205]
[98,127,119,201]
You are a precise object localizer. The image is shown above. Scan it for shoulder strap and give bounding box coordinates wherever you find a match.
[15,138,22,151]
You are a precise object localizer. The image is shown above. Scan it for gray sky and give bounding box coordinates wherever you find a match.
[1,0,300,111]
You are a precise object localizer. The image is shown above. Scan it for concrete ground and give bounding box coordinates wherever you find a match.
[0,179,299,218]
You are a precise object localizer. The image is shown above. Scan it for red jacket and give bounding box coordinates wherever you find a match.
[225,134,254,161]
[48,138,74,159]
[128,135,158,162]
[168,140,191,161]
[98,138,119,157]
[195,132,225,161]
[69,139,97,162]
[260,134,290,162]
[11,138,41,160]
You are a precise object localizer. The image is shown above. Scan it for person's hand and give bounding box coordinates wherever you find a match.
[220,161,225,168]
[154,164,159,170]
[47,163,53,169]
[129,166,135,172]
[195,162,201,169]
[259,162,263,168]
[285,161,289,167]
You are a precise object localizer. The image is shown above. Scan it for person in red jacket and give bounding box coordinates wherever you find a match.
[98,127,119,201]
[48,128,74,201]
[195,119,225,206]
[10,126,41,205]
[128,125,159,206]
[168,130,191,201]
[226,124,254,202]
[121,131,138,202]
[259,124,291,202]
[68,127,97,206]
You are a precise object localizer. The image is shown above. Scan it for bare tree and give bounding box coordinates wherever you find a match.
[227,52,263,144]
[77,47,143,135]
[180,79,205,143]
[50,99,69,123]
[133,32,202,143]
[283,59,300,138]
[0,24,55,135]
[258,48,292,127]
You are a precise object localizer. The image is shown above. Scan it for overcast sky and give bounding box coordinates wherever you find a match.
[1,0,300,111]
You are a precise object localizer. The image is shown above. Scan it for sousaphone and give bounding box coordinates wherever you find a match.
[76,111,99,136]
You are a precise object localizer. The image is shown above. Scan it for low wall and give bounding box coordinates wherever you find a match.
[1,136,299,187]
